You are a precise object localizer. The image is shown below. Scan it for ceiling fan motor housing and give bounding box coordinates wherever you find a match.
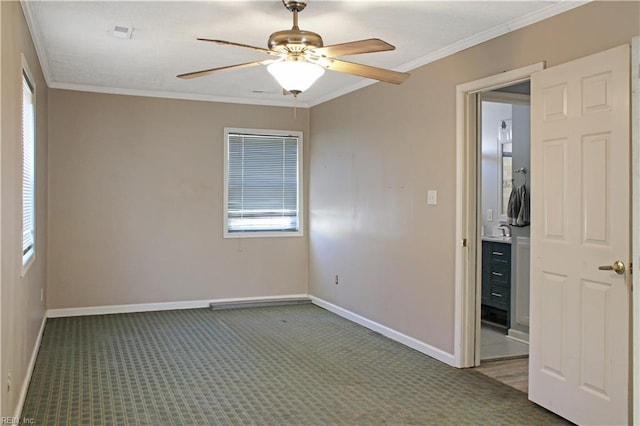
[268,29,323,53]
[282,0,308,12]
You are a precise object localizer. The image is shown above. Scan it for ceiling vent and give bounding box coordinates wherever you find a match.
[111,25,133,39]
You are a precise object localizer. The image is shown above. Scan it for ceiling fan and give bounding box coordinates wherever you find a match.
[177,0,410,96]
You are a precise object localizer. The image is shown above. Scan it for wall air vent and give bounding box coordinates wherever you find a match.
[111,25,133,39]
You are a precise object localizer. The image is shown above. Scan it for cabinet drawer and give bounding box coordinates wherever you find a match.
[489,284,509,309]
[489,246,509,257]
[489,243,511,263]
[488,264,510,284]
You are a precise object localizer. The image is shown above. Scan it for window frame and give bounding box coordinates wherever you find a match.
[21,55,36,274]
[223,127,304,239]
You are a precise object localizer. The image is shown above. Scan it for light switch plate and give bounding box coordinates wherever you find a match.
[427,190,437,205]
[487,209,493,221]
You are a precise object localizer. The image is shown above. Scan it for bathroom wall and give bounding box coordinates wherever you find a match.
[510,103,531,337]
[481,101,511,236]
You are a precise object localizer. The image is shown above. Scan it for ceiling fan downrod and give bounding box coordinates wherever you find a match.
[268,0,323,53]
[283,0,306,30]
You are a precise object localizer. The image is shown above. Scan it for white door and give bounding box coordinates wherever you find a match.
[529,45,631,425]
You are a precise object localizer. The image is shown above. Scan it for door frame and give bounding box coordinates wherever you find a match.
[631,36,639,426]
[454,62,543,368]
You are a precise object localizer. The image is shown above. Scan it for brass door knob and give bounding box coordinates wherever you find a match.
[598,261,625,275]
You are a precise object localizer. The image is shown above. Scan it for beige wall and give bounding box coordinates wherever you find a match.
[1,1,48,416]
[308,1,640,354]
[47,91,310,309]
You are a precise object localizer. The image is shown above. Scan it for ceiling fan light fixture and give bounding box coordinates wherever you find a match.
[267,59,324,95]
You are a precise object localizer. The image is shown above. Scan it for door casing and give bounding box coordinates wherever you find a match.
[630,36,639,426]
[454,62,543,367]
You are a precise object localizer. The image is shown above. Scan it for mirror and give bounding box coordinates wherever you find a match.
[499,119,513,217]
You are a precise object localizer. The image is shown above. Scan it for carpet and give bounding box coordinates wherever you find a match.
[22,304,568,425]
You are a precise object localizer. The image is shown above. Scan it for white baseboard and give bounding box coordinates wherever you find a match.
[507,328,530,344]
[309,296,456,367]
[46,294,310,318]
[15,314,47,418]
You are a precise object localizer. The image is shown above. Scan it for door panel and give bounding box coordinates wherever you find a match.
[580,279,610,397]
[582,134,609,244]
[541,272,566,378]
[530,45,630,425]
[542,140,567,239]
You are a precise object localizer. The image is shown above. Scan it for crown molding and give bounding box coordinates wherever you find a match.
[49,81,311,109]
[21,0,53,87]
[308,0,589,107]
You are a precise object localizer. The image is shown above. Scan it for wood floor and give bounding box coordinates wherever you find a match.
[475,357,529,393]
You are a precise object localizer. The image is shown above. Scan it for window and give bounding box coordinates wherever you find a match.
[224,129,303,237]
[22,67,36,267]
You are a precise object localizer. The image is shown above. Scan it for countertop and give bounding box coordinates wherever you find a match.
[481,235,512,244]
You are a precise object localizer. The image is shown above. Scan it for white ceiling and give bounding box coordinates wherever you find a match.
[21,1,585,108]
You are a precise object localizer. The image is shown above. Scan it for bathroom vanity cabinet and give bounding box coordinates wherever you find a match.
[481,240,511,327]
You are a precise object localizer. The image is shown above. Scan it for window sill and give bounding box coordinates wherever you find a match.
[224,230,304,239]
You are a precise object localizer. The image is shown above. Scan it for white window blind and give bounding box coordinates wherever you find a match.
[22,71,36,264]
[226,132,300,235]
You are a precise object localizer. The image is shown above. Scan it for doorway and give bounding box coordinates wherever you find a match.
[474,84,531,392]
[453,62,543,372]
[477,85,531,362]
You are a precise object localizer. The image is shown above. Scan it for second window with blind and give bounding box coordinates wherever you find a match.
[22,63,36,269]
[223,128,303,237]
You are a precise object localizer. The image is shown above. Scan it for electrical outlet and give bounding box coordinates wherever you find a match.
[40,288,44,303]
[334,275,339,285]
[487,209,493,221]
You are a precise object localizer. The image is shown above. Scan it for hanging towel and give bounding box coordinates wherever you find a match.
[515,184,530,226]
[507,185,520,226]
[507,184,530,226]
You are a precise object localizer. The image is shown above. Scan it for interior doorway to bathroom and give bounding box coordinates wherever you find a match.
[453,61,542,373]
[475,81,531,391]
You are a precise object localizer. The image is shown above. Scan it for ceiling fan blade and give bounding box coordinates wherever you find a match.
[326,59,410,84]
[311,38,395,57]
[196,38,276,55]
[177,60,272,79]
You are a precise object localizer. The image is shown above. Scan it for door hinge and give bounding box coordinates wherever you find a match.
[630,262,633,275]
[462,238,467,247]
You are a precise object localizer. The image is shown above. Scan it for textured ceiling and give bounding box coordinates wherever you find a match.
[21,1,585,107]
